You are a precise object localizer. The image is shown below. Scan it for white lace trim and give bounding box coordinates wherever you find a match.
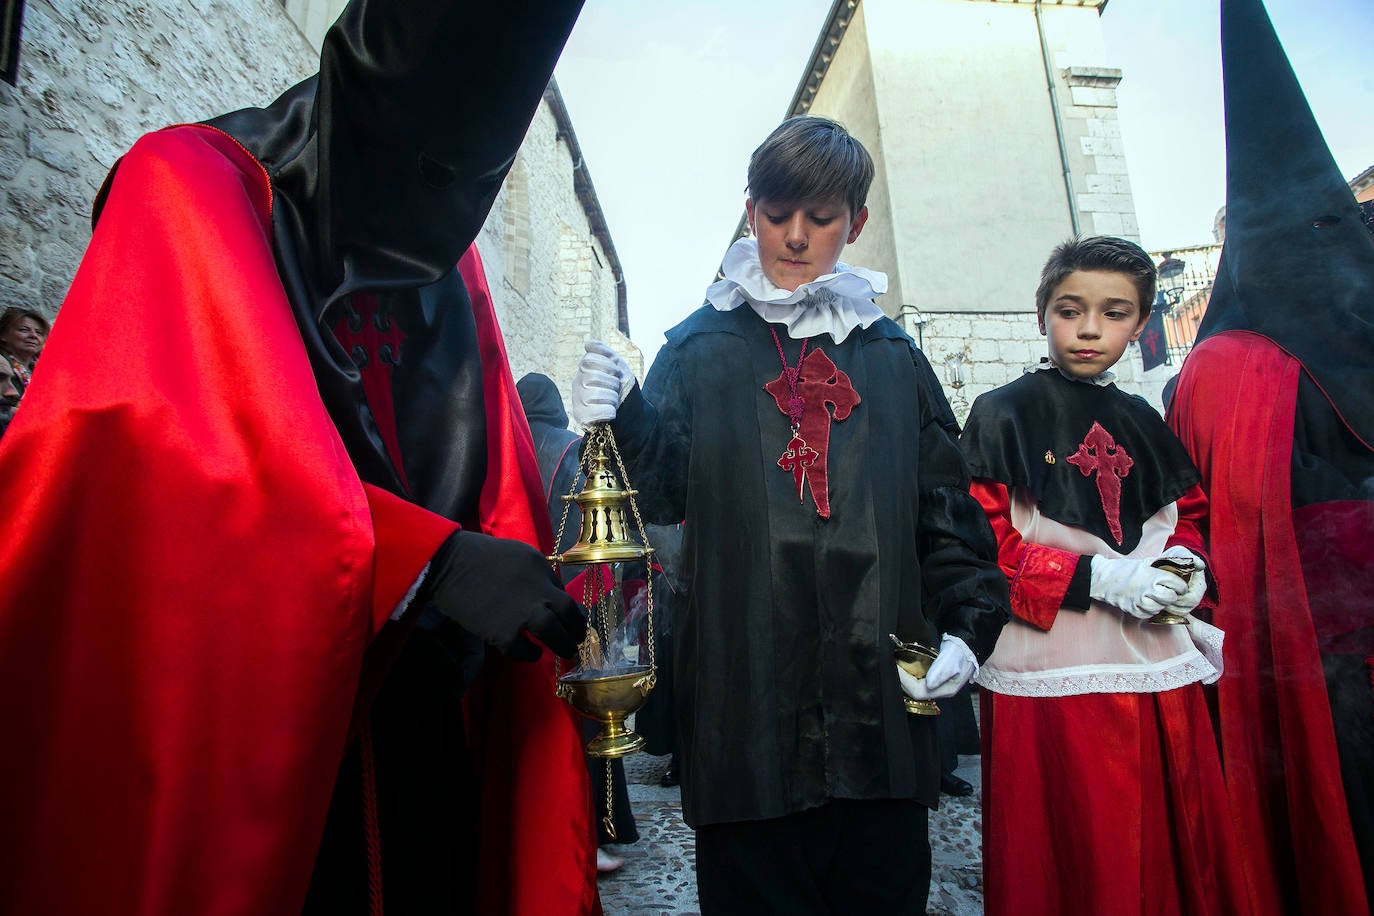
[704,238,887,342]
[1188,615,1226,679]
[976,646,1221,698]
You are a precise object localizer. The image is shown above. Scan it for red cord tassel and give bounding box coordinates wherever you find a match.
[360,721,385,916]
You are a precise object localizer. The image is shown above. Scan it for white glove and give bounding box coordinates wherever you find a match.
[1088,555,1187,620]
[897,634,978,701]
[1157,545,1208,616]
[571,340,635,426]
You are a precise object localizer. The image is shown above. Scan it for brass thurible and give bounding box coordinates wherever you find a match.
[1146,557,1196,627]
[890,634,942,717]
[549,423,657,763]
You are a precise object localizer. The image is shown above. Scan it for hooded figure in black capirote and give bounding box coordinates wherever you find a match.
[1168,2,1374,913]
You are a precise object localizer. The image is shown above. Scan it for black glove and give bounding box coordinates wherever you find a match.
[421,529,587,662]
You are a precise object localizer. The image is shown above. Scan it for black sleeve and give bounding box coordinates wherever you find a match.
[912,353,1011,662]
[1063,556,1093,611]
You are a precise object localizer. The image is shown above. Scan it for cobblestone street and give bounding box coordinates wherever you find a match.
[596,751,984,915]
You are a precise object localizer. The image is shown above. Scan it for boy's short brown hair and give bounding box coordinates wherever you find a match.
[747,116,874,216]
[1035,236,1158,323]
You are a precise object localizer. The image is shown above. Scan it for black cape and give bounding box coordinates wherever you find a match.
[961,368,1200,554]
[613,305,1009,826]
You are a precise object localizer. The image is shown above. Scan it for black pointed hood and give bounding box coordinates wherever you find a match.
[1198,0,1374,447]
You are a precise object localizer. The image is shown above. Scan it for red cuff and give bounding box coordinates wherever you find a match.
[969,479,1078,631]
[364,483,460,638]
[1011,544,1080,630]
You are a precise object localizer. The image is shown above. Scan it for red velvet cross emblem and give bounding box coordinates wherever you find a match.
[763,348,861,518]
[333,292,410,491]
[1142,328,1163,360]
[1066,421,1134,544]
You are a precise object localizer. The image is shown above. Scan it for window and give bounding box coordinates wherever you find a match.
[1,0,23,86]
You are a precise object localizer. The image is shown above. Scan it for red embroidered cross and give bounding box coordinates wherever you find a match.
[333,293,410,492]
[1143,328,1162,358]
[763,348,861,518]
[1066,421,1133,544]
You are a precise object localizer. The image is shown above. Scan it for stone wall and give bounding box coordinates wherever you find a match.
[1,0,633,415]
[475,99,637,404]
[800,0,1160,413]
[0,0,315,320]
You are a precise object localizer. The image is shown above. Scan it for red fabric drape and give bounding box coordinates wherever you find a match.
[0,126,438,915]
[0,125,598,916]
[1168,330,1368,915]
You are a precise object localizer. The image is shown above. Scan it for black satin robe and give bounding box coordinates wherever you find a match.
[612,305,1009,827]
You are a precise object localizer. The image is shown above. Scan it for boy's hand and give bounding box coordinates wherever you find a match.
[572,340,635,426]
[422,530,587,661]
[1157,546,1208,615]
[897,635,978,700]
[1088,555,1187,619]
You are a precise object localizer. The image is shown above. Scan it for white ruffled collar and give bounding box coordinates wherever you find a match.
[704,238,888,342]
[1029,357,1117,387]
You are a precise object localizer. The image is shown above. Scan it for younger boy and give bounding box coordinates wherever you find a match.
[960,236,1251,915]
[572,116,1009,914]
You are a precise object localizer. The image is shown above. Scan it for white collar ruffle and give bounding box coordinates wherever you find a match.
[1029,358,1117,387]
[704,238,888,342]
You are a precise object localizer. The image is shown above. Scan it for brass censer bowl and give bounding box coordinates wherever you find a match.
[556,665,654,758]
[890,634,941,717]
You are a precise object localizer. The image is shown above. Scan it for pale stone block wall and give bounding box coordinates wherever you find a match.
[807,2,907,315]
[855,0,1081,317]
[476,103,639,415]
[801,0,1154,409]
[0,0,315,319]
[281,0,335,51]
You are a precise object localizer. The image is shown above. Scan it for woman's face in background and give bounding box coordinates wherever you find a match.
[2,317,46,362]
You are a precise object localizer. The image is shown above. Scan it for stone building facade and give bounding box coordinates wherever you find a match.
[759,0,1166,416]
[0,0,633,404]
[0,0,315,318]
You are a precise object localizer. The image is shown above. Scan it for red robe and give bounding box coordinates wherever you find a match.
[0,125,596,915]
[1168,330,1370,916]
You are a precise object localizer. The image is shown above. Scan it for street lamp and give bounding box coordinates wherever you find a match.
[944,352,969,422]
[1157,254,1187,308]
[897,304,927,349]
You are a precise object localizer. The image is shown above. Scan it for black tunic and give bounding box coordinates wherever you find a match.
[612,304,1008,827]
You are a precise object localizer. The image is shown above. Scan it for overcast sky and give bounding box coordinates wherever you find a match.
[553,0,1374,368]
